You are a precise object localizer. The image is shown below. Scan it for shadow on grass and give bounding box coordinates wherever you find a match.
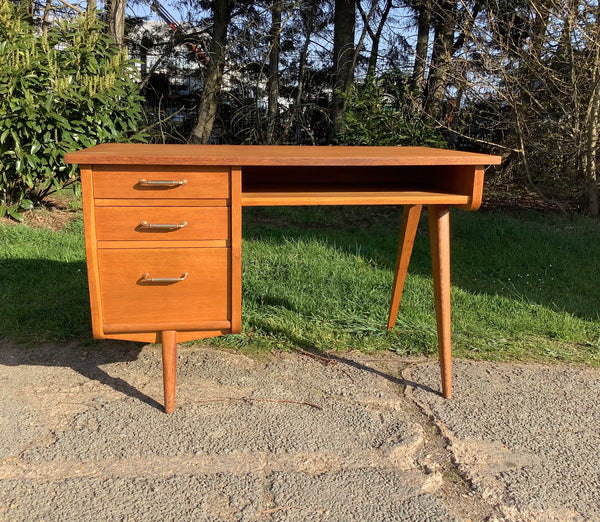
[0,258,91,342]
[243,205,600,322]
[1,205,598,403]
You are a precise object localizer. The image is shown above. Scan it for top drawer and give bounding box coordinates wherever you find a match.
[92,165,230,199]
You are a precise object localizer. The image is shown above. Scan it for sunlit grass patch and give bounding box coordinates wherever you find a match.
[2,205,600,367]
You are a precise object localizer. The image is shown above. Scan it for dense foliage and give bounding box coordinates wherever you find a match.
[447,0,600,215]
[3,0,600,215]
[0,1,144,219]
[335,73,446,147]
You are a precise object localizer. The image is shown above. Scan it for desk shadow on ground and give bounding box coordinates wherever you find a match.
[242,205,600,322]
[292,345,443,397]
[0,340,163,410]
[0,258,162,410]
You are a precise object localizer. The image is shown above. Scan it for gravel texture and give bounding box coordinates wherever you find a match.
[2,340,599,520]
[0,341,456,521]
[405,360,600,521]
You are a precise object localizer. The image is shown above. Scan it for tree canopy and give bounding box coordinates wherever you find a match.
[2,0,600,215]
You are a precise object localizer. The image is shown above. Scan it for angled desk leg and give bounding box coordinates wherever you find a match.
[387,204,423,329]
[428,205,452,399]
[161,330,178,413]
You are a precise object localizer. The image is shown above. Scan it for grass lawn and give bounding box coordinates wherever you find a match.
[1,203,599,366]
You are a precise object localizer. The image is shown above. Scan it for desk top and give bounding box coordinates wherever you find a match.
[65,144,502,167]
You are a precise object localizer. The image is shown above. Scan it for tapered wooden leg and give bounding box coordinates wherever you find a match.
[161,330,178,413]
[428,205,452,399]
[387,204,423,330]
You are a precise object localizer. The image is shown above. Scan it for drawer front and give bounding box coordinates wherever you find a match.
[93,166,230,199]
[95,207,229,241]
[97,248,230,326]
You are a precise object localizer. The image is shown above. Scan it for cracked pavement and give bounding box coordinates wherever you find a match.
[1,340,599,520]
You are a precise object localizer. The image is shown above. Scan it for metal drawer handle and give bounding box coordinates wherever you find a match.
[141,272,188,283]
[138,221,188,230]
[138,179,187,187]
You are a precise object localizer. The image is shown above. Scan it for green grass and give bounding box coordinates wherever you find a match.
[0,216,90,342]
[1,205,600,366]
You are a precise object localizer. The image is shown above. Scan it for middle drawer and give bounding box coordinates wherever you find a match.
[95,206,229,241]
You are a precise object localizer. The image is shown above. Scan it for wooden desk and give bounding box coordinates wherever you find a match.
[65,144,501,412]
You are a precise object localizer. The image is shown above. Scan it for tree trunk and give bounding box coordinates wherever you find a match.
[424,0,456,120]
[331,0,356,137]
[41,0,53,34]
[359,0,393,78]
[266,0,283,144]
[86,0,97,17]
[584,77,600,216]
[106,0,126,49]
[283,1,318,143]
[189,0,233,144]
[412,0,431,96]
[453,0,480,53]
[582,10,600,217]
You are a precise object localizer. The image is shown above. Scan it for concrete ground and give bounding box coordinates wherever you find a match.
[0,339,599,521]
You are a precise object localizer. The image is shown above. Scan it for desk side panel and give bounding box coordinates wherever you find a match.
[230,167,242,334]
[432,165,485,211]
[81,165,105,339]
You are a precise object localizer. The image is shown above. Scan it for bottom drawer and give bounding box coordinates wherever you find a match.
[97,248,230,328]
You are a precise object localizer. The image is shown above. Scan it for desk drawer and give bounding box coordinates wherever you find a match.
[95,207,229,241]
[93,166,230,199]
[97,247,230,326]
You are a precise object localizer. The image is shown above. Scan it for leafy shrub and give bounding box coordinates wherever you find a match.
[336,72,446,148]
[0,1,144,219]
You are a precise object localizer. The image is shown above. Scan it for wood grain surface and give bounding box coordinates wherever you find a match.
[66,144,502,167]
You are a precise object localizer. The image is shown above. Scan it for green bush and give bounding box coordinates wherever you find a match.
[336,72,446,148]
[0,1,144,220]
